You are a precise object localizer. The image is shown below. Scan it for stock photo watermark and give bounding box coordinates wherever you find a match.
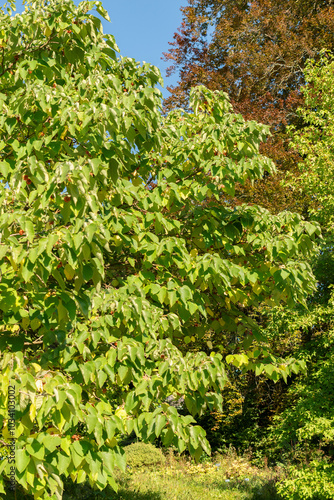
[0,384,16,492]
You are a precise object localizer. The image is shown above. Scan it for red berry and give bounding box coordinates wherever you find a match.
[19,229,24,235]
[64,196,71,202]
[57,262,62,269]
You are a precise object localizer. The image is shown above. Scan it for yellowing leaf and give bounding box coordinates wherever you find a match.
[132,177,142,186]
[36,380,43,392]
[252,283,262,295]
[97,189,107,201]
[206,307,214,316]
[22,317,30,329]
[29,400,36,421]
[60,126,68,140]
[64,264,75,280]
[30,318,41,331]
[105,437,117,448]
[31,363,41,372]
[2,424,12,440]
[61,437,71,456]
[46,427,60,435]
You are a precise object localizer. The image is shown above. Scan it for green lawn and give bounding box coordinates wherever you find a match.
[112,470,278,500]
[62,453,284,500]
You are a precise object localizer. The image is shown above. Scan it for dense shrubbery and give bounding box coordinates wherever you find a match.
[124,442,166,469]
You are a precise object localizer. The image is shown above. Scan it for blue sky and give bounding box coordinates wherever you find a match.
[99,0,184,99]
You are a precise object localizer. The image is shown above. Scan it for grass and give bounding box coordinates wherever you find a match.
[4,448,285,499]
[62,449,286,500]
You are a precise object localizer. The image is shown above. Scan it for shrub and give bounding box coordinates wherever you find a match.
[124,442,166,469]
[277,460,334,500]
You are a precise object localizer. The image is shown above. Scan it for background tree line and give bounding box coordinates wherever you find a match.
[164,1,334,497]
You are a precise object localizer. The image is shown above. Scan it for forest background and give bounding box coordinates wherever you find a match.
[162,0,334,497]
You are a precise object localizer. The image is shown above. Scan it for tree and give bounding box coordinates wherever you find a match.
[288,51,334,241]
[163,0,334,215]
[198,53,334,476]
[163,5,334,459]
[265,299,334,500]
[269,52,334,499]
[228,53,334,498]
[0,0,320,498]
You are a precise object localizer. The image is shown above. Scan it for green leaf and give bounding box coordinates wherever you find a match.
[179,285,192,303]
[25,221,35,242]
[118,366,132,385]
[57,452,71,475]
[155,414,166,437]
[125,392,136,413]
[97,370,108,388]
[61,201,71,223]
[26,439,45,460]
[16,450,31,473]
[52,269,66,290]
[0,160,10,176]
[64,46,84,63]
[264,365,275,377]
[177,438,186,454]
[255,363,264,376]
[114,449,126,472]
[83,264,94,281]
[70,447,83,468]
